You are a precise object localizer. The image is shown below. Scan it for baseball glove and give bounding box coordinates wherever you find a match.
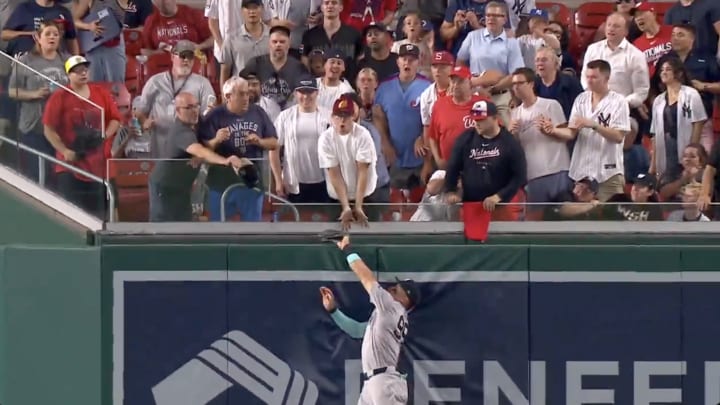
[318,229,346,243]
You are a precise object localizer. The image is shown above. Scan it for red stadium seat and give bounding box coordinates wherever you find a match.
[572,2,615,61]
[123,30,143,58]
[536,2,573,27]
[108,159,154,222]
[125,56,140,96]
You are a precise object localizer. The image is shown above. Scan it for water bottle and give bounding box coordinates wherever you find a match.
[131,117,143,137]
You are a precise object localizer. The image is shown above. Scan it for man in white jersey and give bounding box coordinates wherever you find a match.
[319,233,420,405]
[545,59,631,201]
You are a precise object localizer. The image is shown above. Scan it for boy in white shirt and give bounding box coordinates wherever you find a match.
[318,94,378,229]
[315,48,355,109]
[517,9,561,69]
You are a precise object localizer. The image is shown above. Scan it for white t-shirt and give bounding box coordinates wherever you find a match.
[318,123,378,200]
[517,34,546,68]
[512,97,570,181]
[316,77,355,110]
[419,83,443,126]
[295,111,325,184]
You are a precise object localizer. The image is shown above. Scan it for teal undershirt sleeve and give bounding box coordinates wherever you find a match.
[330,309,368,339]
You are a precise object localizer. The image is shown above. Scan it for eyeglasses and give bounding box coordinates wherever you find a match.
[485,13,506,18]
[178,104,200,110]
[544,28,562,35]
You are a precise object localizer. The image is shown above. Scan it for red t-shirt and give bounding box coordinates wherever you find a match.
[429,94,490,160]
[341,0,397,32]
[42,84,122,181]
[633,25,673,76]
[142,5,211,51]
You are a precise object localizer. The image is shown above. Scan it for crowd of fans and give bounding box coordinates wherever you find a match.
[0,0,720,226]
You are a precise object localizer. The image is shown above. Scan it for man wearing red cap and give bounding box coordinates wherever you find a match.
[444,100,526,213]
[318,94,379,229]
[419,51,455,130]
[428,64,490,169]
[633,2,673,77]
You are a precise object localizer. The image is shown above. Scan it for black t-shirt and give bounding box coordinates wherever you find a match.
[358,53,399,83]
[244,55,308,108]
[149,120,198,191]
[301,24,364,81]
[603,193,664,221]
[709,140,720,198]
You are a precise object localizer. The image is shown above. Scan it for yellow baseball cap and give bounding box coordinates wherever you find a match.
[64,55,90,73]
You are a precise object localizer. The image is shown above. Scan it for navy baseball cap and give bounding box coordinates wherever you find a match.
[469,100,498,120]
[395,277,421,308]
[324,48,346,61]
[634,173,657,190]
[294,77,318,93]
[528,8,549,21]
[398,43,420,58]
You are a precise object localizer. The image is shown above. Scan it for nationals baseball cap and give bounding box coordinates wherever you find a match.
[450,65,472,80]
[469,100,498,120]
[633,2,656,13]
[395,277,421,308]
[432,51,455,65]
[64,55,90,73]
[332,94,355,117]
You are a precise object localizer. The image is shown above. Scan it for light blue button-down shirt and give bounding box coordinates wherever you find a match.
[456,28,525,76]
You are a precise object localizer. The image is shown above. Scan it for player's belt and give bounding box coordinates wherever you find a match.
[362,366,395,380]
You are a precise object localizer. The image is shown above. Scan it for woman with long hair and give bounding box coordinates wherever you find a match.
[545,21,577,74]
[42,55,122,218]
[650,58,707,189]
[8,20,69,184]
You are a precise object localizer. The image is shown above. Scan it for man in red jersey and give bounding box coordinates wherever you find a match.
[341,0,397,33]
[632,2,673,77]
[427,65,490,169]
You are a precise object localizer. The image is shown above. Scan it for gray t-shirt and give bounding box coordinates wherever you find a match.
[361,283,407,374]
[149,119,200,190]
[244,54,307,108]
[139,71,215,139]
[220,24,269,76]
[8,51,68,134]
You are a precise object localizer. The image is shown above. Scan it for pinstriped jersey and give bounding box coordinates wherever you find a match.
[568,90,631,183]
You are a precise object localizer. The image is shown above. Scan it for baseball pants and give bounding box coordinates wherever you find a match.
[358,372,408,405]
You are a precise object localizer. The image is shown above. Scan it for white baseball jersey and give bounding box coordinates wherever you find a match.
[361,283,408,374]
[569,90,631,183]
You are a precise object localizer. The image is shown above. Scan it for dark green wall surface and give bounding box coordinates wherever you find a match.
[1,243,719,405]
[0,182,88,245]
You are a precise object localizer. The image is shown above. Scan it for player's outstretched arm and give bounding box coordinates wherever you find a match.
[336,236,377,294]
[320,287,368,339]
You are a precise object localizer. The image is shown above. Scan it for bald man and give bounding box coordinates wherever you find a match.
[148,92,243,222]
[582,12,650,182]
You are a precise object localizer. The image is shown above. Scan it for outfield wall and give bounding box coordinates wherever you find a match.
[2,244,720,404]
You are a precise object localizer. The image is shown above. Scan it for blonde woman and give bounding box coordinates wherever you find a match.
[650,58,707,185]
[8,20,69,183]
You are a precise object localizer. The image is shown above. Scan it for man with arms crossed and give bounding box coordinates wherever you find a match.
[319,234,420,405]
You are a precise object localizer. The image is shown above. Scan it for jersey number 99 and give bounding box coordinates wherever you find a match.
[392,316,408,342]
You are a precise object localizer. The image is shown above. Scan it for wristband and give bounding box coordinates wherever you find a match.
[346,253,361,265]
[341,244,354,255]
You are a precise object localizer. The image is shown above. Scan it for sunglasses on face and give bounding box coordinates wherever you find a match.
[174,51,195,60]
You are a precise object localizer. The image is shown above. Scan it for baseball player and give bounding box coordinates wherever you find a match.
[319,234,420,405]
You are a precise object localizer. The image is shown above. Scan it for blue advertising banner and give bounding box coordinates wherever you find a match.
[113,271,720,404]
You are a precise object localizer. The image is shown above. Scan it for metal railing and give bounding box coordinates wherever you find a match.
[220,183,300,222]
[0,134,116,222]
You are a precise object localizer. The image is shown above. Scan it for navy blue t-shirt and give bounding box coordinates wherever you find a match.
[4,1,76,55]
[664,0,720,57]
[199,104,277,191]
